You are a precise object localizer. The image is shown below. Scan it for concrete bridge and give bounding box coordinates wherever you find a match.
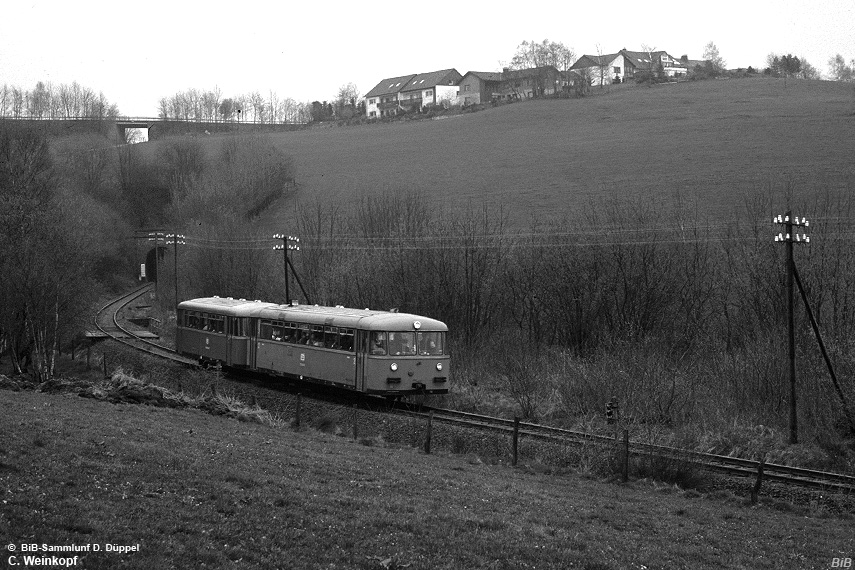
[115,117,306,140]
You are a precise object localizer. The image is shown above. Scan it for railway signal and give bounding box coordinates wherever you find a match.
[773,212,809,444]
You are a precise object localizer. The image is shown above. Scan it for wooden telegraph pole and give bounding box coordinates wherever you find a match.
[166,233,186,309]
[147,231,165,298]
[773,212,809,445]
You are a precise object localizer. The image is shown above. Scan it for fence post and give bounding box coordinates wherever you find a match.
[512,416,520,466]
[622,429,630,482]
[751,457,766,504]
[424,411,433,454]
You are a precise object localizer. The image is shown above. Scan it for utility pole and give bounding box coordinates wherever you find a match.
[147,231,165,298]
[166,233,186,310]
[774,212,809,444]
[273,234,300,305]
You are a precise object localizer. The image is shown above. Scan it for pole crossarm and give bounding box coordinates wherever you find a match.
[773,214,810,243]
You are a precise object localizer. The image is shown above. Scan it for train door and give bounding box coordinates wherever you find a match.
[355,329,367,392]
[247,318,258,369]
[227,317,250,367]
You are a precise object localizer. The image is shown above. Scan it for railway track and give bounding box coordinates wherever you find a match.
[96,287,855,494]
[94,284,199,367]
[400,406,855,492]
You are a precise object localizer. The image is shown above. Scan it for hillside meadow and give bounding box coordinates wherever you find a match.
[2,386,853,570]
[246,77,855,227]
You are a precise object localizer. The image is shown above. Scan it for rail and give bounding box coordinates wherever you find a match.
[93,284,198,367]
[398,406,855,492]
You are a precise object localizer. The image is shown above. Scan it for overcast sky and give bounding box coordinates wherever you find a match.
[1,0,852,117]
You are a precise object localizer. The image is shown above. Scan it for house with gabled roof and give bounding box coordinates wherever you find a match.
[399,69,463,111]
[498,66,562,99]
[364,74,416,118]
[570,49,689,85]
[620,49,688,78]
[364,69,462,117]
[569,53,624,86]
[458,71,503,106]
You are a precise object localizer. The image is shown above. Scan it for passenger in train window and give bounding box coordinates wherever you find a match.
[418,334,437,355]
[283,323,295,342]
[370,332,386,355]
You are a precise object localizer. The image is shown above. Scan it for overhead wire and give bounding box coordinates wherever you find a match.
[156,215,848,251]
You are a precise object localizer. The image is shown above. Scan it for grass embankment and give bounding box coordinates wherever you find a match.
[1,377,852,570]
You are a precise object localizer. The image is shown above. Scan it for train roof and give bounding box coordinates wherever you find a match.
[177,297,448,331]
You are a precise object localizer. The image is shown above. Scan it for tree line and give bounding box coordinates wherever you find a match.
[0,81,119,119]
[157,87,312,124]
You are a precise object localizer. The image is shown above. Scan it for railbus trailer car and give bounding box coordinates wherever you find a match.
[176,297,450,395]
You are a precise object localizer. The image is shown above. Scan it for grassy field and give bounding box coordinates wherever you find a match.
[2,384,853,570]
[245,77,855,227]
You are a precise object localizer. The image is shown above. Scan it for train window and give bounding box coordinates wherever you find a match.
[369,331,387,355]
[207,315,225,334]
[417,332,443,356]
[296,324,311,345]
[282,322,296,343]
[310,325,324,347]
[271,322,284,341]
[324,326,339,349]
[388,332,416,356]
[339,328,354,352]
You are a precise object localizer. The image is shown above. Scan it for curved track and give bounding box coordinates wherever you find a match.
[94,284,199,367]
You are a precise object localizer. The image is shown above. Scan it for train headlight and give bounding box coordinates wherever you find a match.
[436,363,443,371]
[390,363,398,372]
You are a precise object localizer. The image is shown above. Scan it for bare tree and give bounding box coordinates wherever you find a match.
[702,41,726,73]
[828,54,854,82]
[0,84,8,117]
[335,82,360,118]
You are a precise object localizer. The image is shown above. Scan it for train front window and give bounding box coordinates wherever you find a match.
[388,332,416,356]
[369,332,386,355]
[417,332,443,356]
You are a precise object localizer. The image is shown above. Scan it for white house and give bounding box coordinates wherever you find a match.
[364,69,463,117]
